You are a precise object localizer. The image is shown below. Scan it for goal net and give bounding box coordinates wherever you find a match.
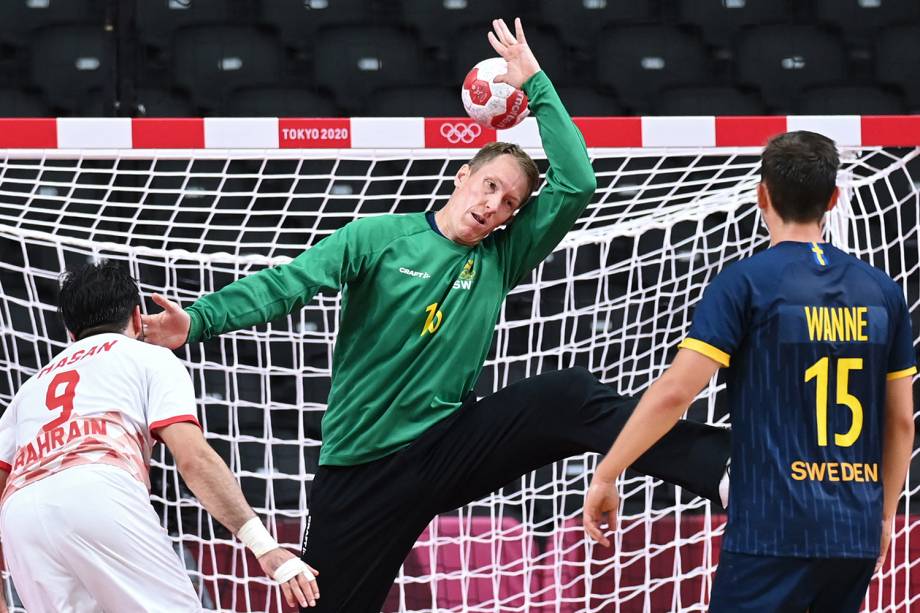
[0,119,917,612]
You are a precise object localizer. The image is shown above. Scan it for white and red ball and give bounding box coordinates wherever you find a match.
[461,57,529,130]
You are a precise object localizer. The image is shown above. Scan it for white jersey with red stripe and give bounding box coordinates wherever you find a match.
[0,332,200,504]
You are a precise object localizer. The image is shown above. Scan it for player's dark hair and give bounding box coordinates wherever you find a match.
[761,130,839,224]
[59,260,141,340]
[469,141,540,204]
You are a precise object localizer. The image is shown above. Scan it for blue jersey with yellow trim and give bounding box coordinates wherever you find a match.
[682,241,916,558]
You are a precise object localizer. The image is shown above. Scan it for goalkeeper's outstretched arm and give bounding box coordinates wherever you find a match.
[158,422,321,608]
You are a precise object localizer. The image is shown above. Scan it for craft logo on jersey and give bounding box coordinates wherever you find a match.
[399,267,430,279]
[440,122,482,145]
[453,259,476,290]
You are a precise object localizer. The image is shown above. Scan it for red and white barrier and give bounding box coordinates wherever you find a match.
[1,115,919,149]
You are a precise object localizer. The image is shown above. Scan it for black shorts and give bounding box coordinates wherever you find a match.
[709,550,875,613]
[300,367,731,612]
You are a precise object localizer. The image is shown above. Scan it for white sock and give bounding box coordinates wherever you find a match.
[719,462,730,508]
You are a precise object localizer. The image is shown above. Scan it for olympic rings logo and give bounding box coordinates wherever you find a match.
[439,122,482,144]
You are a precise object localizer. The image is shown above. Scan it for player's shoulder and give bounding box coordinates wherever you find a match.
[827,245,905,297]
[113,336,186,369]
[710,252,761,286]
[705,247,790,298]
[731,242,823,278]
[843,249,899,284]
[343,213,429,243]
[340,213,433,258]
[739,244,794,270]
[347,212,425,233]
[14,335,167,393]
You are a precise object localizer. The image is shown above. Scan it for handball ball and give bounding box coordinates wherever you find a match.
[461,57,529,130]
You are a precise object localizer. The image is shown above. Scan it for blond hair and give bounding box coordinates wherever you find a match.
[468,142,540,203]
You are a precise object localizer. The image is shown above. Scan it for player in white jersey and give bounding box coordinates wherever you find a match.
[0,261,320,612]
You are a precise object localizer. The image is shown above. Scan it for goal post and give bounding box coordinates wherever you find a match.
[0,115,917,612]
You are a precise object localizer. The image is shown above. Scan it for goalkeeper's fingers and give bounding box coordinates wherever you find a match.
[142,293,190,349]
[150,292,181,313]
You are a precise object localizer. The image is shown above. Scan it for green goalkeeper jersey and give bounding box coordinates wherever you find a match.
[185,71,596,465]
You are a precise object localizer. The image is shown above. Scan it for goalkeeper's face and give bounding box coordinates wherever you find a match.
[445,154,529,245]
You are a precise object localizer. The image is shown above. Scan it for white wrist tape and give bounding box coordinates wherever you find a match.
[273,558,314,583]
[237,517,278,558]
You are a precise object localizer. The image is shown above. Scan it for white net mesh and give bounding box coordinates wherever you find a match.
[0,145,917,612]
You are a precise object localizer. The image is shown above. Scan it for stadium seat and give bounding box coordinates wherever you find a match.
[735,25,847,111]
[223,87,340,116]
[596,25,710,112]
[796,85,906,115]
[536,0,658,50]
[29,25,110,112]
[0,88,50,117]
[313,25,422,111]
[261,0,376,52]
[135,87,198,117]
[75,90,117,116]
[675,0,788,49]
[815,0,920,47]
[77,88,196,116]
[452,24,567,86]
[654,86,766,116]
[554,86,623,116]
[876,26,920,108]
[399,0,518,50]
[370,85,461,117]
[136,0,235,52]
[172,25,284,112]
[0,0,100,48]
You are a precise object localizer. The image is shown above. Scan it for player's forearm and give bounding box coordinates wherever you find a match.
[176,446,257,533]
[503,73,595,283]
[524,71,595,197]
[187,230,353,342]
[594,350,720,484]
[881,425,912,521]
[519,71,595,240]
[881,380,915,521]
[187,266,313,342]
[0,564,7,613]
[594,378,693,483]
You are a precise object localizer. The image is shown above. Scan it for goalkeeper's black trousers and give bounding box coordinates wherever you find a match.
[299,367,731,613]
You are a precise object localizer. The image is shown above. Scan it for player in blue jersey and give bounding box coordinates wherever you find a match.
[582,130,916,612]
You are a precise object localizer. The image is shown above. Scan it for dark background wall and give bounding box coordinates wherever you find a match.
[0,0,919,119]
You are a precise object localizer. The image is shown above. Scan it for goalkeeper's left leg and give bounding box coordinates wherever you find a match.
[419,366,731,514]
[296,367,730,612]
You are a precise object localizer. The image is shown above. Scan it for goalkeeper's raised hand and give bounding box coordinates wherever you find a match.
[488,18,541,89]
